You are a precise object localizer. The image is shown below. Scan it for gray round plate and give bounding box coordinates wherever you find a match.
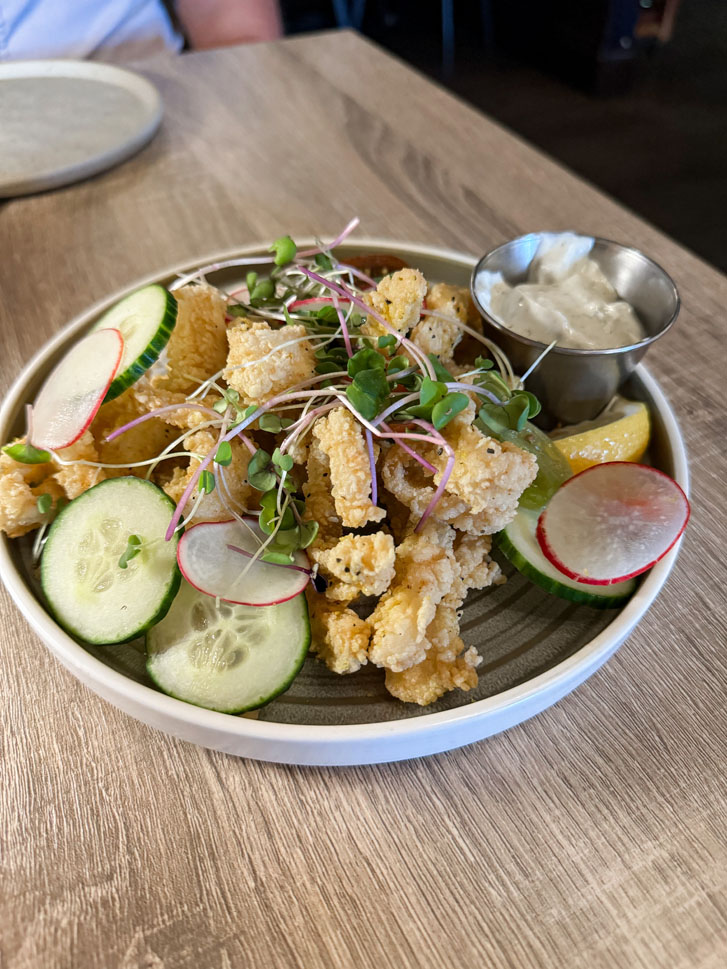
[0,60,162,198]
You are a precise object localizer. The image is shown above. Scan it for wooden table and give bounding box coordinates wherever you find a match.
[1,31,725,969]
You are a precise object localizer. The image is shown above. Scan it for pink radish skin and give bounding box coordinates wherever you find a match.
[30,328,124,451]
[177,518,309,606]
[536,462,690,585]
[287,297,352,313]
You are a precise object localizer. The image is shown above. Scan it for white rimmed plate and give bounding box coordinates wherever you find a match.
[0,241,688,765]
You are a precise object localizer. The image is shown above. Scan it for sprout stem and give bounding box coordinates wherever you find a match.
[227,544,312,575]
[365,428,378,506]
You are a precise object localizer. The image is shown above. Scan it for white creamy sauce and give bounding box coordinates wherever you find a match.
[476,233,645,350]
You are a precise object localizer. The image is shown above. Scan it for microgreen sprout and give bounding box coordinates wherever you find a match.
[269,235,297,267]
[258,413,293,433]
[214,441,232,466]
[248,448,277,491]
[118,534,142,569]
[249,279,275,304]
[432,392,469,430]
[36,493,53,515]
[272,448,294,472]
[199,470,216,494]
[3,442,51,464]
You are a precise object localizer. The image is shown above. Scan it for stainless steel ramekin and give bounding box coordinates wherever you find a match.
[470,233,680,426]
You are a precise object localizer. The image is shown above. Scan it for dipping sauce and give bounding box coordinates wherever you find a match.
[475,233,646,350]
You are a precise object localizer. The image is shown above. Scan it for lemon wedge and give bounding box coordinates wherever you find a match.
[550,396,651,474]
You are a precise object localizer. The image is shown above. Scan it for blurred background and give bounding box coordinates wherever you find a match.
[282,0,726,273]
[2,0,723,271]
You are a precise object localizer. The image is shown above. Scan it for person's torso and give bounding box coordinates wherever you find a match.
[0,0,182,61]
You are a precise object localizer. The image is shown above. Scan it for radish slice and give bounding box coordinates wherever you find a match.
[536,462,690,585]
[30,328,124,451]
[288,297,352,313]
[177,518,310,606]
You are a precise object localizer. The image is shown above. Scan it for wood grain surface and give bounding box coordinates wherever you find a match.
[1,31,726,969]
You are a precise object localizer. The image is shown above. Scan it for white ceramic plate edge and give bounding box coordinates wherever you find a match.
[0,240,689,765]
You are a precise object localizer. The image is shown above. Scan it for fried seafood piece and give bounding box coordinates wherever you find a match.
[224,320,315,406]
[368,530,460,673]
[312,408,385,529]
[0,464,65,538]
[52,431,107,500]
[306,589,372,675]
[162,429,256,522]
[164,282,229,392]
[384,601,481,705]
[382,406,536,535]
[91,385,177,477]
[131,376,220,431]
[0,431,106,537]
[385,638,480,705]
[394,516,502,609]
[409,283,474,363]
[422,404,537,534]
[312,532,396,602]
[361,268,427,339]
[302,438,341,550]
[0,439,54,486]
[381,445,471,527]
[452,532,502,596]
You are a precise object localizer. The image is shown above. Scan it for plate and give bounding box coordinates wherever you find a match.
[0,241,689,765]
[0,60,162,198]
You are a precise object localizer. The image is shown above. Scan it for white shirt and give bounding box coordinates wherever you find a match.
[0,0,183,62]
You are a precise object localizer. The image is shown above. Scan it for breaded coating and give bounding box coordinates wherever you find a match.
[165,282,228,392]
[453,532,502,594]
[302,438,341,550]
[0,433,105,536]
[132,376,219,431]
[0,471,65,538]
[384,602,481,704]
[381,445,470,524]
[410,283,469,363]
[162,466,189,506]
[162,429,256,523]
[362,268,427,339]
[306,589,372,675]
[312,408,385,528]
[52,431,106,500]
[224,320,315,406]
[368,530,459,672]
[385,644,480,705]
[382,404,535,535]
[286,434,309,466]
[427,283,477,323]
[312,532,396,602]
[423,404,537,534]
[91,385,176,477]
[0,438,54,487]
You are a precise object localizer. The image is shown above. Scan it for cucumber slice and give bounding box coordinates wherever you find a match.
[146,580,310,713]
[92,285,177,402]
[497,507,636,608]
[41,477,181,643]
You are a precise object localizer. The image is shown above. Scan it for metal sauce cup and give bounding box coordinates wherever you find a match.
[470,233,680,427]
